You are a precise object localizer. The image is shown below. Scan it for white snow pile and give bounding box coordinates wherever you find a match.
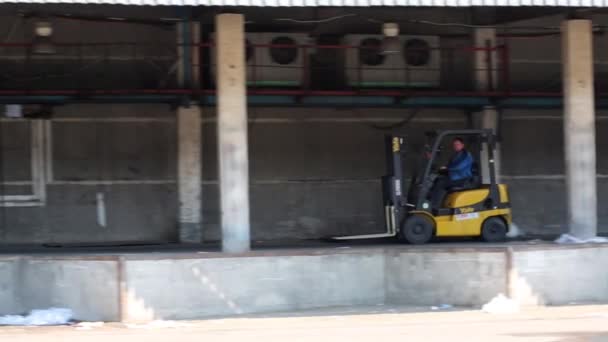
[554,234,608,244]
[481,294,519,314]
[506,222,524,238]
[0,308,73,326]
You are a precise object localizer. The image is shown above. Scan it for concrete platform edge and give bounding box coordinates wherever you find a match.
[0,244,606,322]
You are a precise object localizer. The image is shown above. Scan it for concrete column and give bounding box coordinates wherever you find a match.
[178,106,202,243]
[474,106,501,184]
[562,19,597,239]
[216,13,250,253]
[177,21,201,89]
[473,28,498,91]
[473,28,500,184]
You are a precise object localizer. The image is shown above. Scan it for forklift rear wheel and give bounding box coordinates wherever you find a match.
[481,217,507,242]
[399,215,434,244]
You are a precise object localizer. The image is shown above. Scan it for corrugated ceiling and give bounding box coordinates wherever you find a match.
[0,0,606,6]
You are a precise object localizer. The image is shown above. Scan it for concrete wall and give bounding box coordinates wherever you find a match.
[18,258,119,321]
[0,257,21,315]
[501,109,608,236]
[202,107,467,240]
[0,245,606,321]
[0,7,177,90]
[385,249,506,306]
[0,256,119,321]
[507,13,608,92]
[124,252,385,320]
[0,104,607,242]
[511,246,608,306]
[1,104,178,244]
[1,105,473,243]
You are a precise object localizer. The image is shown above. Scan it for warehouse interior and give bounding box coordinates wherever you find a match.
[0,5,604,249]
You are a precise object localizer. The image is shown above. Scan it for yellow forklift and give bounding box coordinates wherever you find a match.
[334,129,511,244]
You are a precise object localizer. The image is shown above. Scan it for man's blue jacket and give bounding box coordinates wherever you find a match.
[448,150,473,181]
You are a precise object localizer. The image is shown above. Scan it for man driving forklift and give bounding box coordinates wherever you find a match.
[333,129,511,244]
[431,137,473,208]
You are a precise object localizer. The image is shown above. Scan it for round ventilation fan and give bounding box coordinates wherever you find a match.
[403,38,431,67]
[269,36,298,65]
[359,38,385,66]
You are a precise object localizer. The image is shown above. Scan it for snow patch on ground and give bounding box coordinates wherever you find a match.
[507,222,524,238]
[481,294,519,314]
[555,234,608,244]
[0,308,73,326]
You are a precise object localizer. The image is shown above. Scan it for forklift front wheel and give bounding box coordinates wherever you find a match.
[399,215,434,245]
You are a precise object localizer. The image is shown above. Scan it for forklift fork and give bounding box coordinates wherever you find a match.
[332,205,397,240]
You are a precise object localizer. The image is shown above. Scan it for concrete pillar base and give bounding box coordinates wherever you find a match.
[177,106,202,244]
[179,222,202,244]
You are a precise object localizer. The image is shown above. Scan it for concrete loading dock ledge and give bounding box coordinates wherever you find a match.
[0,243,606,322]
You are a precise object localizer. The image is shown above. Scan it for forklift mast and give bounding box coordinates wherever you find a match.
[382,136,408,225]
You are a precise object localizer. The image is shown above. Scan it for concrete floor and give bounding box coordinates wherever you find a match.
[1,305,607,342]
